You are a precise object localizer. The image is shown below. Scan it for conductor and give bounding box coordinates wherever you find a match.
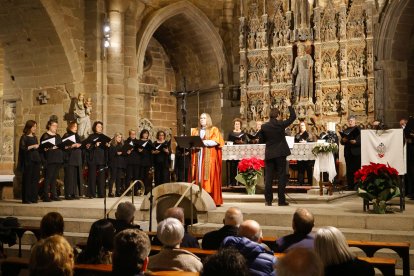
[261,98,296,206]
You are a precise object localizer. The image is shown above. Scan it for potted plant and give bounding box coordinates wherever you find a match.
[235,157,265,195]
[311,143,339,156]
[354,162,400,214]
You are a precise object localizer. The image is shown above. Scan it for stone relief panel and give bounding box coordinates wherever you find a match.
[1,101,16,163]
[240,0,375,135]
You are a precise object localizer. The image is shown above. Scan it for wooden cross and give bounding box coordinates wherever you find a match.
[37,91,50,104]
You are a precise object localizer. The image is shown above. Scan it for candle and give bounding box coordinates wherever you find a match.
[263,0,266,14]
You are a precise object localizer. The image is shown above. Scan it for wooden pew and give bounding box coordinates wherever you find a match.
[0,257,199,276]
[347,240,410,276]
[150,245,396,276]
[262,237,410,276]
[11,226,41,257]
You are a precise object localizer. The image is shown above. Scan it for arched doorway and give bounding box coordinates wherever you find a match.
[136,1,229,133]
[374,0,414,125]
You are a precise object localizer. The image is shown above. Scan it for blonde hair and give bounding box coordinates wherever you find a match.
[111,132,123,146]
[30,235,74,276]
[200,113,213,129]
[314,226,355,266]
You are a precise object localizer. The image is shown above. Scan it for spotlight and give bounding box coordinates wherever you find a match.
[104,39,110,48]
[103,25,110,34]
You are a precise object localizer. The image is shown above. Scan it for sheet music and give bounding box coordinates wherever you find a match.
[285,136,294,149]
[62,135,76,143]
[41,137,56,145]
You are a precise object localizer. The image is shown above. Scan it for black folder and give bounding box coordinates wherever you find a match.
[247,132,260,140]
[57,135,76,149]
[136,140,155,150]
[122,140,136,153]
[339,127,360,139]
[174,136,204,149]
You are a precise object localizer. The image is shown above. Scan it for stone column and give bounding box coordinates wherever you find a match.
[105,0,129,136]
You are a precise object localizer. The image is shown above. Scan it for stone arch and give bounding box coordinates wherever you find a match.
[374,0,414,125]
[40,0,84,95]
[140,182,216,213]
[136,0,228,85]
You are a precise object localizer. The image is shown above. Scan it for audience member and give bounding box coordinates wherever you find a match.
[109,202,141,233]
[202,207,243,249]
[29,235,74,276]
[201,247,249,276]
[148,218,203,272]
[153,207,199,248]
[275,247,323,276]
[76,219,114,264]
[274,208,314,252]
[40,212,64,239]
[314,226,375,276]
[222,220,276,276]
[112,229,151,276]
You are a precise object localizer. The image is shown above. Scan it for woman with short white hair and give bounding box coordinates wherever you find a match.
[148,218,203,272]
[314,226,374,276]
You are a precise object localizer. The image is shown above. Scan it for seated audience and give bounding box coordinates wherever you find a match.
[76,219,115,264]
[201,247,249,276]
[109,201,141,233]
[112,229,151,276]
[40,212,64,239]
[274,208,314,252]
[222,220,276,276]
[314,226,375,276]
[152,207,199,248]
[29,235,74,276]
[202,207,243,249]
[148,218,203,272]
[275,247,323,276]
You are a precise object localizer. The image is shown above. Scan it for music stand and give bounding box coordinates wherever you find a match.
[174,135,205,226]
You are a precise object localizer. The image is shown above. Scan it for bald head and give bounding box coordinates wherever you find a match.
[292,208,314,235]
[238,220,262,242]
[164,207,185,224]
[223,207,243,227]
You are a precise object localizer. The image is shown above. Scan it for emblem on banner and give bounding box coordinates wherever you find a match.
[376,142,386,158]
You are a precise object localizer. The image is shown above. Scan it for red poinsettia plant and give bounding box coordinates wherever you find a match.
[235,157,265,189]
[354,162,400,212]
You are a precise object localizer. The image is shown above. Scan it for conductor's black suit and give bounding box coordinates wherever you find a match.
[261,106,296,205]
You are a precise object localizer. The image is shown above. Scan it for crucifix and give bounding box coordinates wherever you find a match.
[170,77,199,136]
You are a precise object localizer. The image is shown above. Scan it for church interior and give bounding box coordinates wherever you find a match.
[0,0,413,275]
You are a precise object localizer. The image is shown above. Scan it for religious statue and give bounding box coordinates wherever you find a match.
[73,93,92,140]
[292,44,314,101]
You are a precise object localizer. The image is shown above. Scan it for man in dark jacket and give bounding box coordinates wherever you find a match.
[202,207,243,249]
[108,201,141,234]
[340,115,361,190]
[261,98,296,206]
[222,220,276,276]
[274,208,314,252]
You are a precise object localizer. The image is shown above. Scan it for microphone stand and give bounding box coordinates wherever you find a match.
[148,167,155,231]
[98,166,109,219]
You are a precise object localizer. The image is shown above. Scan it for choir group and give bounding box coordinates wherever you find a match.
[18,119,173,204]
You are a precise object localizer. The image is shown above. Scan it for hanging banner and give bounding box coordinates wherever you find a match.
[361,129,406,175]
